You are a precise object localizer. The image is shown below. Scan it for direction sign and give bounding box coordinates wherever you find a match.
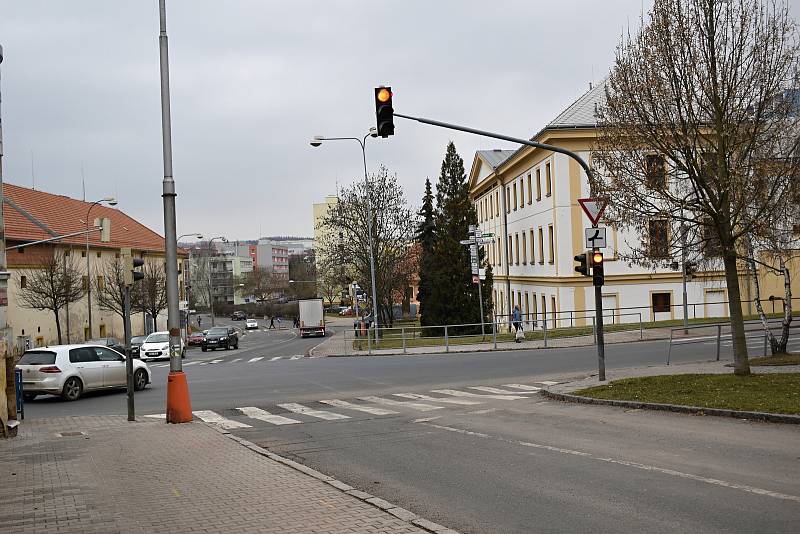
[476,237,494,245]
[474,229,482,238]
[459,239,474,245]
[584,227,607,249]
[578,198,608,226]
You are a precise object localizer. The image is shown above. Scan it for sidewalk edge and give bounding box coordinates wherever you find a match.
[540,389,800,424]
[207,425,460,534]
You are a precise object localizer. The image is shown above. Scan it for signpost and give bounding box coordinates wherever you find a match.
[461,227,486,336]
[584,227,607,249]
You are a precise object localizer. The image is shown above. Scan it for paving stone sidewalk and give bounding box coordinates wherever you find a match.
[0,416,432,533]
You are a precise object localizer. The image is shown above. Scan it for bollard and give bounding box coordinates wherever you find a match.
[543,320,548,348]
[367,326,372,355]
[492,320,497,349]
[444,326,449,353]
[402,327,406,354]
[639,313,643,340]
[666,329,674,365]
[763,331,768,357]
[716,324,721,361]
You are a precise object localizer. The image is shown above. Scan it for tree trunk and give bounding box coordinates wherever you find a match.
[777,259,792,354]
[53,308,63,345]
[721,244,750,375]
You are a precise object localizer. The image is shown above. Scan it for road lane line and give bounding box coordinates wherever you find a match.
[358,396,443,412]
[143,414,166,419]
[192,410,252,429]
[248,357,264,363]
[431,389,530,400]
[419,422,800,504]
[277,403,350,421]
[208,359,223,364]
[469,386,532,395]
[503,384,542,391]
[319,399,398,415]
[183,361,198,366]
[392,393,482,405]
[229,358,241,363]
[237,406,301,425]
[270,356,282,361]
[535,381,559,386]
[290,355,303,360]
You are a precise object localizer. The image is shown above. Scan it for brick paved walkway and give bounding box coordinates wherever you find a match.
[0,416,432,533]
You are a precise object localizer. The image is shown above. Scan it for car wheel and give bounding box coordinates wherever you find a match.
[134,369,148,391]
[202,347,207,352]
[61,377,83,401]
[23,392,37,402]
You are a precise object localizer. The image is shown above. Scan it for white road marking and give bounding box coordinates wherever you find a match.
[208,359,223,364]
[143,413,166,419]
[392,393,482,405]
[319,399,398,415]
[358,396,443,412]
[536,381,559,386]
[199,362,209,366]
[229,358,241,363]
[277,403,350,421]
[420,422,800,504]
[183,361,198,366]
[469,386,532,395]
[237,406,301,425]
[192,410,252,429]
[290,355,303,360]
[270,356,282,361]
[248,357,264,363]
[503,384,542,391]
[431,389,530,401]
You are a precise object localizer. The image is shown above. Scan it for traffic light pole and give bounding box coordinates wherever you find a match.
[123,285,134,421]
[395,112,605,379]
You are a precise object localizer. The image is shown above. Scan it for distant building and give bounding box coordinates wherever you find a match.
[313,195,338,260]
[256,239,289,280]
[208,252,254,305]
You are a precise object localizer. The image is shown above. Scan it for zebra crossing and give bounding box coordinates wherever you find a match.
[147,354,307,368]
[155,382,558,429]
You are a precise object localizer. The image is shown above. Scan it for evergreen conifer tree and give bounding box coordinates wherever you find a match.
[416,178,436,326]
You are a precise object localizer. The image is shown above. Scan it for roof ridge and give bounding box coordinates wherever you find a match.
[3,197,57,236]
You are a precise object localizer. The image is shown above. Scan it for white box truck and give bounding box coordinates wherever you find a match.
[299,298,325,338]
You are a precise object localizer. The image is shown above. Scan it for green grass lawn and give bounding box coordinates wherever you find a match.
[575,373,800,415]
[748,353,800,366]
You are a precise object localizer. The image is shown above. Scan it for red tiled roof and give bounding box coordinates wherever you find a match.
[2,182,167,253]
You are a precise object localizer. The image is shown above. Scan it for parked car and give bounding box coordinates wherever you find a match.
[339,307,354,316]
[16,344,151,402]
[245,319,258,330]
[87,337,125,355]
[231,311,247,321]
[130,335,148,358]
[139,331,185,361]
[201,326,239,351]
[187,331,205,346]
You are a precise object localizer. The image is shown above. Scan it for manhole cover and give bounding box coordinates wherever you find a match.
[58,431,86,437]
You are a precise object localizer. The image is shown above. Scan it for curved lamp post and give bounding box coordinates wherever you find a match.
[85,196,116,339]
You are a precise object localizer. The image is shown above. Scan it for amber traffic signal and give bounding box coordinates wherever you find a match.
[591,251,604,287]
[374,86,395,138]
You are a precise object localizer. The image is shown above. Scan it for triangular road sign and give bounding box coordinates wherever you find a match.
[577,198,608,226]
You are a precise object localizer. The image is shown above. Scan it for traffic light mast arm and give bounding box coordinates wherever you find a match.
[393,112,594,180]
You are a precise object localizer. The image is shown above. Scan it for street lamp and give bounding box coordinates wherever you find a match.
[85,196,116,339]
[178,233,203,340]
[207,236,226,326]
[310,128,380,330]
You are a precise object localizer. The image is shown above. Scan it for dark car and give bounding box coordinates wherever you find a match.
[130,335,148,358]
[230,311,247,321]
[201,326,239,351]
[187,331,205,346]
[88,337,125,355]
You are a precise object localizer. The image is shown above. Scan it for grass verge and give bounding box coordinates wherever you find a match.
[574,373,800,415]
[748,353,800,366]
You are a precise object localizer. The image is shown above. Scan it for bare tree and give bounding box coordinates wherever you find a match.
[241,267,286,303]
[15,249,85,344]
[591,0,800,375]
[137,261,168,329]
[316,267,340,307]
[316,166,418,326]
[94,257,142,319]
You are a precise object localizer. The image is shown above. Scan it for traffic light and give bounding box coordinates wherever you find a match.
[592,250,604,287]
[374,86,394,138]
[121,248,145,286]
[684,261,696,281]
[574,253,590,276]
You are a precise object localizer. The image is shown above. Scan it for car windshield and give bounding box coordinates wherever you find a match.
[145,333,169,343]
[131,336,147,344]
[208,328,228,335]
[18,351,57,365]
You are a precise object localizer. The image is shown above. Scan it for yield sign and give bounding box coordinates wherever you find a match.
[577,198,608,226]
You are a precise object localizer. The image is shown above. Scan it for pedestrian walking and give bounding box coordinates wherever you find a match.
[268,316,275,329]
[197,316,202,328]
[512,305,522,332]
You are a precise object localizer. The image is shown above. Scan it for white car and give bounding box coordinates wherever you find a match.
[16,344,151,402]
[139,331,185,361]
[245,319,258,330]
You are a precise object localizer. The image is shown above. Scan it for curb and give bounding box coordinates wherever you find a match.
[208,424,459,534]
[541,389,800,424]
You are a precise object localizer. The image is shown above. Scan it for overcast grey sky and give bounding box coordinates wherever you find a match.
[2,1,796,241]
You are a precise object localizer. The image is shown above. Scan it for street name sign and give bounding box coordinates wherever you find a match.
[584,227,607,249]
[459,239,474,245]
[578,198,608,226]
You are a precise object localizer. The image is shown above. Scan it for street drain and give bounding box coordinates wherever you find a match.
[57,431,86,437]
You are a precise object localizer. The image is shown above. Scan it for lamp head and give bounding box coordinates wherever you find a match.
[369,127,378,138]
[102,197,118,206]
[310,135,324,147]
[195,234,204,239]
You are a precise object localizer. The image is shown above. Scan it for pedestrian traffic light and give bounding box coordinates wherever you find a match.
[684,261,696,281]
[374,86,394,138]
[574,253,590,276]
[591,250,604,287]
[121,247,145,286]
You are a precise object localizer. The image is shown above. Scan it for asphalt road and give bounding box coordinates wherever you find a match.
[24,319,800,533]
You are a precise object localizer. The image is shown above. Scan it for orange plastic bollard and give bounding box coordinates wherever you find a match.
[166,371,193,423]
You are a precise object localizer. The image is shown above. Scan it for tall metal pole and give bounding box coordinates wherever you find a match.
[681,224,689,334]
[358,135,380,333]
[123,285,134,421]
[159,0,191,423]
[0,44,11,380]
[85,201,100,340]
[594,284,606,381]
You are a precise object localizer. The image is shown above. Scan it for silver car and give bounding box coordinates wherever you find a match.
[16,344,152,401]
